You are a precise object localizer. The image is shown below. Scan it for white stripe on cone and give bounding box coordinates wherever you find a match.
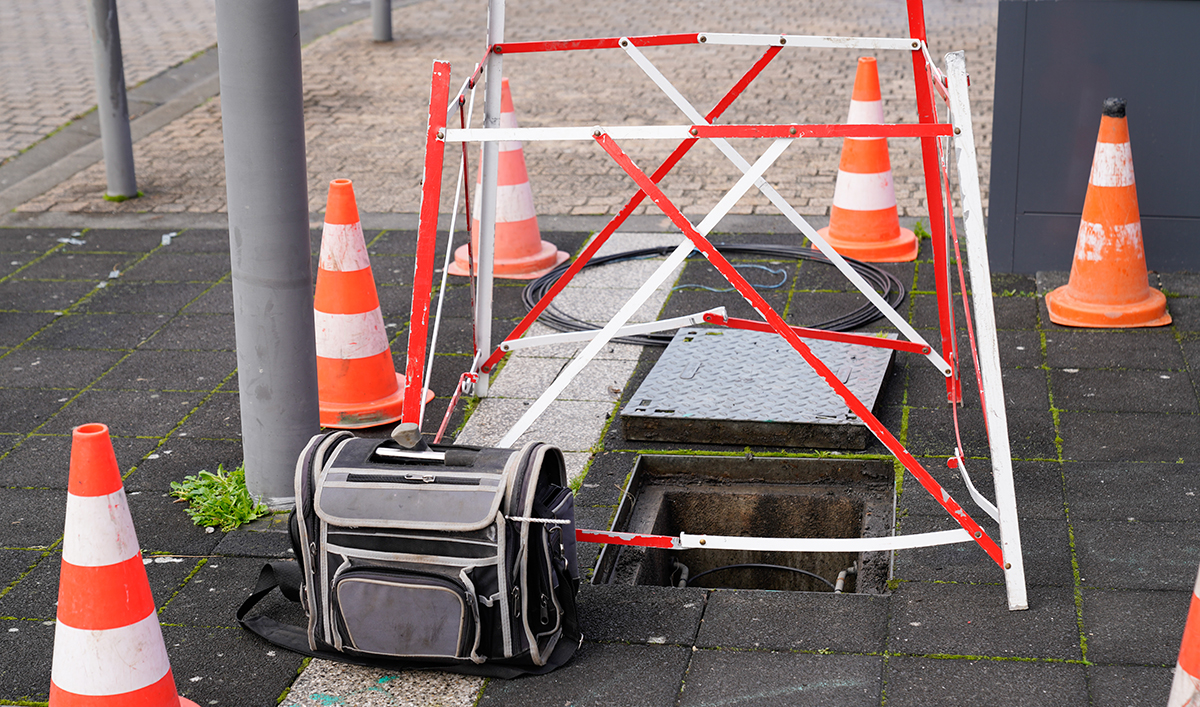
[51,612,172,696]
[1073,221,1143,263]
[1089,142,1135,188]
[314,309,390,360]
[831,170,898,211]
[61,489,140,567]
[847,99,884,125]
[1169,566,1200,707]
[472,182,538,223]
[318,222,371,272]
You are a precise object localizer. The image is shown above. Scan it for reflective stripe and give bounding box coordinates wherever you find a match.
[847,98,884,125]
[315,309,390,359]
[319,222,371,272]
[51,612,172,696]
[1090,142,1135,187]
[1073,221,1142,262]
[473,182,537,223]
[61,489,140,567]
[831,170,897,211]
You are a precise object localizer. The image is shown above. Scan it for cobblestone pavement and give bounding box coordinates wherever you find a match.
[0,0,329,165]
[15,0,997,221]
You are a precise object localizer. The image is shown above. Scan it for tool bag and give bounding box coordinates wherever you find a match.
[237,430,582,678]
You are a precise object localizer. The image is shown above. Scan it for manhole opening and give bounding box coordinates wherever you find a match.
[595,455,893,594]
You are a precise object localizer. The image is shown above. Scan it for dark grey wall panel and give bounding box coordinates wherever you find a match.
[988,0,1200,273]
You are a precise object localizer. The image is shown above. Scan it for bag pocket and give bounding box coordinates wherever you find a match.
[332,569,475,659]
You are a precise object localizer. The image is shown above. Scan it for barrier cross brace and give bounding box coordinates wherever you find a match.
[402,0,1028,611]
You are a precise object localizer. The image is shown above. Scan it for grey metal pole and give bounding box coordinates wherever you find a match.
[371,0,393,42]
[85,0,137,200]
[474,0,504,397]
[215,0,320,507]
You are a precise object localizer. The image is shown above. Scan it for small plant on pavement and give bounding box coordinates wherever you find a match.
[170,463,268,532]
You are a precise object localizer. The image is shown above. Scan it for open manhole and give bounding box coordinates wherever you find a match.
[594,454,893,594]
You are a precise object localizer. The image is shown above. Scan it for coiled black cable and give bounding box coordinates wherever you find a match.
[521,244,906,346]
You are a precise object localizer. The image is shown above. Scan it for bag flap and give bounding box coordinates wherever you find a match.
[314,438,511,532]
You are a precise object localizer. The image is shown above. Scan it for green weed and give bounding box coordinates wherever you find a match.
[170,463,268,532]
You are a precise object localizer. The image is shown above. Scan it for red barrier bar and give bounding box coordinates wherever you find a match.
[402,61,452,425]
[576,529,679,549]
[594,131,1004,568]
[704,313,931,355]
[497,33,700,54]
[478,46,784,374]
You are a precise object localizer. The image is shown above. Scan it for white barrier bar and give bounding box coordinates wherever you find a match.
[500,308,726,352]
[619,40,951,376]
[679,528,972,552]
[698,32,920,52]
[445,125,693,143]
[945,50,1027,611]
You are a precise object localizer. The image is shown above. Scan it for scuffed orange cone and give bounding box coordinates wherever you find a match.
[315,179,432,429]
[1046,98,1170,328]
[50,423,200,707]
[1170,563,1200,707]
[817,57,917,263]
[448,78,569,280]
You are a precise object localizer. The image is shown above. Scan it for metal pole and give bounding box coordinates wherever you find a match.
[85,0,137,200]
[215,0,320,507]
[474,0,504,397]
[371,0,393,42]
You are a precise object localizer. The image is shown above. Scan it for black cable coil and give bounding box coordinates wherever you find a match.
[521,244,907,346]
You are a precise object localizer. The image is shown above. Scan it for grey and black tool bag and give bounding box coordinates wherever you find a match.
[238,430,582,678]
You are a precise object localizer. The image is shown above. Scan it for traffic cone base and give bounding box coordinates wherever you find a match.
[1045,98,1170,329]
[447,240,569,279]
[316,179,432,427]
[1047,282,1169,328]
[52,423,199,707]
[818,220,917,262]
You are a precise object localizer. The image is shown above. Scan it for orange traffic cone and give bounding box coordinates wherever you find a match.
[1170,563,1200,706]
[1046,98,1170,327]
[447,78,569,280]
[50,423,199,707]
[315,179,431,429]
[817,57,917,263]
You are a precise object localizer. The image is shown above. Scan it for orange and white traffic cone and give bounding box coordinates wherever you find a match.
[1046,98,1170,328]
[447,78,569,280]
[315,179,431,429]
[817,57,917,263]
[50,423,199,707]
[1170,562,1200,707]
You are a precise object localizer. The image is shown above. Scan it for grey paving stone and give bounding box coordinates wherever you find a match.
[143,314,237,351]
[696,589,889,653]
[168,229,235,253]
[0,278,95,311]
[0,547,43,590]
[898,459,1065,520]
[0,229,76,253]
[456,397,615,452]
[0,488,66,548]
[1044,329,1185,370]
[913,291,1039,331]
[1082,588,1191,666]
[1164,297,1200,332]
[179,281,233,314]
[487,355,633,402]
[1051,368,1197,414]
[884,655,1088,707]
[907,364,1049,411]
[0,551,195,622]
[93,349,236,392]
[163,624,307,707]
[78,281,212,314]
[680,650,883,707]
[0,312,56,346]
[0,347,124,388]
[0,617,54,702]
[574,450,637,507]
[12,251,143,281]
[1059,411,1200,463]
[888,583,1083,660]
[126,491,224,556]
[122,251,231,282]
[174,391,242,439]
[477,642,690,707]
[40,388,197,437]
[160,556,303,630]
[1073,520,1200,591]
[212,526,294,560]
[1088,665,1175,707]
[1063,462,1200,522]
[0,433,159,488]
[29,312,164,350]
[892,516,1074,588]
[0,388,69,436]
[124,436,244,492]
[70,229,167,252]
[576,584,706,645]
[905,404,1057,460]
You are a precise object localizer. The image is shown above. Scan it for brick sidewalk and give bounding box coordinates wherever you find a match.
[14,0,997,221]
